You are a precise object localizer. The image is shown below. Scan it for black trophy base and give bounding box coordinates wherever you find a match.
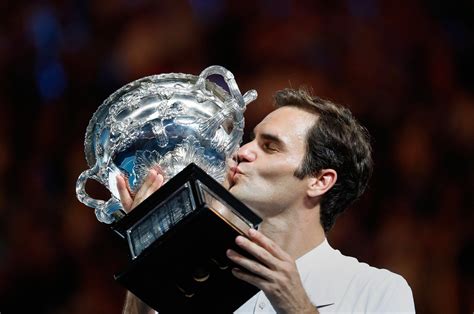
[112,164,261,313]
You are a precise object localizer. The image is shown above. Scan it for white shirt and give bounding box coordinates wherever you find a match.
[235,239,415,313]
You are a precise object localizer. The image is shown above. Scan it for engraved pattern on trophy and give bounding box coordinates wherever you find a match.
[76,65,257,224]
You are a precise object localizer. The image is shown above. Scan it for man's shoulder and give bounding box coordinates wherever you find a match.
[305,243,415,312]
[350,260,412,297]
[325,246,411,292]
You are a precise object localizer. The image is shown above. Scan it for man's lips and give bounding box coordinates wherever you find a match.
[228,166,244,187]
[230,166,244,177]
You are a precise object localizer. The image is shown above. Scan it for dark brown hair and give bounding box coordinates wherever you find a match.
[274,88,373,233]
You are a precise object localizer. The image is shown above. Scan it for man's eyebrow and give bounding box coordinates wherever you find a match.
[251,128,284,145]
[259,133,284,145]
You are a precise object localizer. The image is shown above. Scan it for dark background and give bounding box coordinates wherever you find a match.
[0,0,473,313]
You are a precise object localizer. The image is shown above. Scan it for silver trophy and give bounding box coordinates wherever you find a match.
[75,65,262,313]
[76,65,257,224]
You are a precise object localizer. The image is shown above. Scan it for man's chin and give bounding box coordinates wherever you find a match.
[228,184,237,195]
[228,187,251,207]
[228,184,243,199]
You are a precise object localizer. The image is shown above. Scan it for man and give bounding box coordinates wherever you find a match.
[119,88,415,313]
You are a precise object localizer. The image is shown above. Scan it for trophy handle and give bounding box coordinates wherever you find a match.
[195,66,257,151]
[196,65,256,107]
[243,89,258,106]
[76,165,125,223]
[76,164,106,209]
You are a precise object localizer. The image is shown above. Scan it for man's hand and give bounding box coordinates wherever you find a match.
[118,169,164,314]
[117,169,164,212]
[226,229,318,314]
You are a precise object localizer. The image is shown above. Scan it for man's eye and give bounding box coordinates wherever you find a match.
[263,142,278,152]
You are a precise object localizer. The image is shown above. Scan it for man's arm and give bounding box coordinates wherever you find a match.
[123,291,156,314]
[118,170,164,314]
[226,228,318,314]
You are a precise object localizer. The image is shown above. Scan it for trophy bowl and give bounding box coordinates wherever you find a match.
[76,65,257,224]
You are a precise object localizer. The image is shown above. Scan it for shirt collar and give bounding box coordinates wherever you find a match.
[295,238,333,276]
[295,238,336,309]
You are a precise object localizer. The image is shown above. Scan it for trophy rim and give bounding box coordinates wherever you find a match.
[83,72,232,168]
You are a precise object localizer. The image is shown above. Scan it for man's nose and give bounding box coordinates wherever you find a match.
[236,141,257,162]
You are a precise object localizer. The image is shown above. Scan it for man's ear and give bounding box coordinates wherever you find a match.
[306,169,337,198]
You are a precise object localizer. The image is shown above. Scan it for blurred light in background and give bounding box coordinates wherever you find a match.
[28,5,67,102]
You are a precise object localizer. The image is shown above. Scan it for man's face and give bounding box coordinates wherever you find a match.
[228,106,317,217]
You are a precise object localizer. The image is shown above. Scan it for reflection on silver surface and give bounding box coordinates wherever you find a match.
[76,66,257,223]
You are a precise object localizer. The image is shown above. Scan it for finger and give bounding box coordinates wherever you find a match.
[133,169,158,206]
[149,173,164,195]
[117,174,133,212]
[226,249,273,280]
[231,267,267,291]
[234,235,280,270]
[138,173,164,204]
[248,228,292,261]
[132,171,165,209]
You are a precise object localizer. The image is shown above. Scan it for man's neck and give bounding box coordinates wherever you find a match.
[257,211,326,260]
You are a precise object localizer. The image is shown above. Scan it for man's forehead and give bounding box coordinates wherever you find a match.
[254,106,316,140]
[256,107,286,129]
